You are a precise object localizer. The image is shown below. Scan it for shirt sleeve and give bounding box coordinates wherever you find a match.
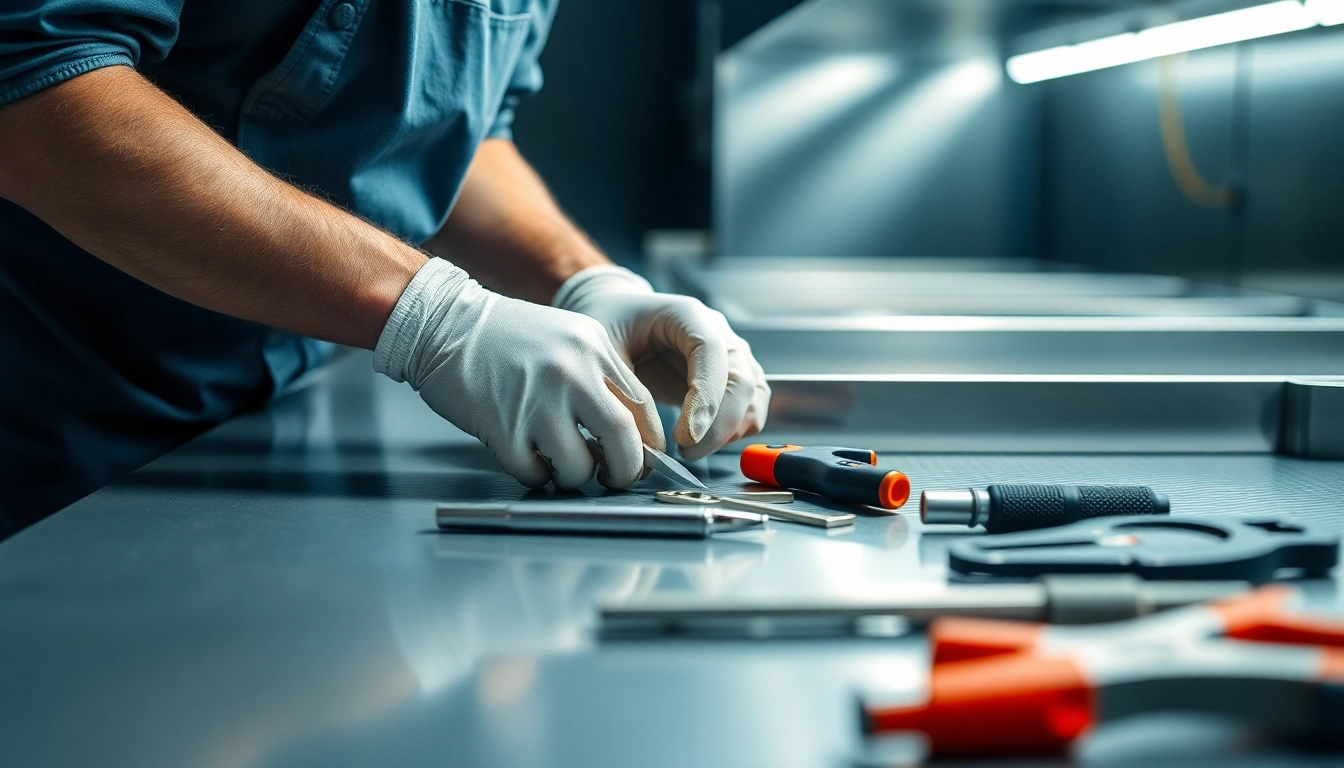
[487,0,557,141]
[0,0,183,106]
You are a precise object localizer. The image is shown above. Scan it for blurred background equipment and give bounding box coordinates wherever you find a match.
[519,0,1344,459]
[521,0,1343,288]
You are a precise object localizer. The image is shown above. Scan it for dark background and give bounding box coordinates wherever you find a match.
[510,0,804,262]
[512,1,705,262]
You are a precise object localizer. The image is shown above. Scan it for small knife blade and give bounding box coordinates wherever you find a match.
[643,445,708,490]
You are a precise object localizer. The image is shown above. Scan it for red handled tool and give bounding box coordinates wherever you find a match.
[861,585,1344,756]
[740,444,910,510]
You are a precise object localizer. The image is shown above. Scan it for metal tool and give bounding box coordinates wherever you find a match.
[599,575,1249,640]
[730,490,794,503]
[948,515,1339,582]
[922,483,1168,534]
[436,502,763,538]
[740,444,910,510]
[643,444,708,489]
[862,585,1344,756]
[656,489,855,529]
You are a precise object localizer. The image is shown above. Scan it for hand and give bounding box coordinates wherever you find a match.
[553,266,771,461]
[374,259,663,489]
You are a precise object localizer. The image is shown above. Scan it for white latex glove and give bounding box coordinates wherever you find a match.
[374,258,663,490]
[553,265,771,461]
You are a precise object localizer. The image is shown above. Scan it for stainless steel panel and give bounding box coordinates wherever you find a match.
[689,255,1079,273]
[680,257,1328,313]
[721,293,1307,316]
[1281,379,1344,459]
[698,270,1191,296]
[738,322,1344,374]
[674,259,1344,373]
[747,374,1285,452]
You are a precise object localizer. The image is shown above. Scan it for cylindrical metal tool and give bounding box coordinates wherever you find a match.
[436,502,765,538]
[921,484,1168,534]
[598,575,1247,639]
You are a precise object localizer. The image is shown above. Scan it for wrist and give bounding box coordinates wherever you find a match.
[552,264,653,310]
[355,243,428,346]
[373,257,472,384]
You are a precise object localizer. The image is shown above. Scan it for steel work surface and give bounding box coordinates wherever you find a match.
[2,351,1343,767]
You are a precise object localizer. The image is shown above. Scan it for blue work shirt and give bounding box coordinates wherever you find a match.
[0,0,556,535]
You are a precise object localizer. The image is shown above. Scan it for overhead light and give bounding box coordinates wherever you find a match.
[1007,33,1144,83]
[1008,0,1323,83]
[1307,0,1344,25]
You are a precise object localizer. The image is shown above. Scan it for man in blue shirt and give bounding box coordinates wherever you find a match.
[0,0,771,537]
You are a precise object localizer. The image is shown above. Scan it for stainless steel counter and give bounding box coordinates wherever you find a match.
[667,258,1344,376]
[2,350,1343,767]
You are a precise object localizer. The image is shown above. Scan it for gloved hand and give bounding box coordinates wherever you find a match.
[374,258,663,490]
[553,265,771,461]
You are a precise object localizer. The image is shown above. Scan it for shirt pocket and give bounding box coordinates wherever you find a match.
[239,0,375,128]
[237,0,532,242]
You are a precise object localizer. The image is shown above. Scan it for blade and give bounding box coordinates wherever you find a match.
[643,445,708,490]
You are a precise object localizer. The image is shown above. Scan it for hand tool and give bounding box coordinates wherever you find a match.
[642,444,708,489]
[436,502,764,538]
[861,585,1344,756]
[948,515,1339,582]
[740,444,910,510]
[921,483,1168,534]
[730,490,794,503]
[580,427,707,490]
[598,575,1248,640]
[655,489,855,529]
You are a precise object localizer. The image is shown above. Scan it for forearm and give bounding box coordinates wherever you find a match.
[426,138,606,304]
[0,65,425,349]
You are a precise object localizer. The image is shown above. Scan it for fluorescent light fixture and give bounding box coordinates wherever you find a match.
[1007,34,1144,83]
[1008,0,1324,83]
[1307,0,1344,25]
[1139,1,1314,56]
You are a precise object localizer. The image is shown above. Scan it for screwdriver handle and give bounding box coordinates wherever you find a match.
[741,444,910,510]
[923,484,1169,533]
[986,484,1168,534]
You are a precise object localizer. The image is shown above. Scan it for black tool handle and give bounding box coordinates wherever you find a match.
[985,484,1168,534]
[775,452,899,508]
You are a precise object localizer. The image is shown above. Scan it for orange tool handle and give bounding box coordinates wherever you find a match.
[1214,585,1344,648]
[740,444,910,510]
[864,588,1344,756]
[863,653,1093,756]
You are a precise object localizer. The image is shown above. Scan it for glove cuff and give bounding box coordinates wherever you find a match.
[373,257,471,385]
[551,264,653,310]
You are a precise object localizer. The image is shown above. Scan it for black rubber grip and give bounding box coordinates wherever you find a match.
[774,452,890,507]
[984,484,1169,534]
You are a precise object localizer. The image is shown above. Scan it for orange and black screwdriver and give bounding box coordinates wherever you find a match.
[740,444,910,510]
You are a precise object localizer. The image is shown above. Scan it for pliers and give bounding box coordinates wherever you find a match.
[862,585,1344,756]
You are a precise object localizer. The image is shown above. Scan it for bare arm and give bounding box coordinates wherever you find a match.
[0,65,425,349]
[426,138,607,304]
